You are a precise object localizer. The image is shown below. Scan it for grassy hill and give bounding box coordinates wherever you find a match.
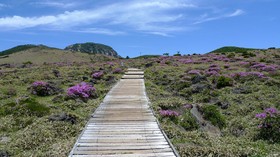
[0,46,115,65]
[133,55,161,59]
[0,44,39,56]
[210,46,259,53]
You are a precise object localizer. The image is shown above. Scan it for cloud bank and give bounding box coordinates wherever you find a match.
[0,0,244,36]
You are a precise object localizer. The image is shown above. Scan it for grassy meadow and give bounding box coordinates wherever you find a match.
[1,47,280,156]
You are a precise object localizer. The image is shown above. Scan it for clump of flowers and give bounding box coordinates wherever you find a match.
[92,71,104,79]
[31,81,62,96]
[205,70,219,76]
[251,63,278,72]
[67,82,96,100]
[255,107,280,142]
[230,72,266,79]
[188,70,201,75]
[159,109,180,117]
[107,62,114,66]
[178,59,193,64]
[113,68,123,74]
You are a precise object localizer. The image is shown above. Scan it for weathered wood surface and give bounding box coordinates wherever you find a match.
[69,68,178,157]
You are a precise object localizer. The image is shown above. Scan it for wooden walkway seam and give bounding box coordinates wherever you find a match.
[69,68,179,157]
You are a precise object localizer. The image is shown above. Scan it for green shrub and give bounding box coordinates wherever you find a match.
[216,76,232,89]
[21,98,50,117]
[0,102,16,116]
[227,53,235,58]
[241,51,256,58]
[2,87,17,97]
[26,101,50,117]
[201,105,226,129]
[23,61,33,65]
[179,111,199,131]
[155,97,185,110]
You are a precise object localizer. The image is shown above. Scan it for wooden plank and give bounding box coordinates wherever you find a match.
[77,142,169,146]
[72,152,175,157]
[73,148,173,154]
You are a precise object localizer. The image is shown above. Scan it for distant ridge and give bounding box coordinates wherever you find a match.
[0,44,52,56]
[209,46,260,53]
[65,42,120,58]
[133,55,161,59]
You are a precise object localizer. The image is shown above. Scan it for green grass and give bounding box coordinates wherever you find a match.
[0,58,124,156]
[140,49,280,156]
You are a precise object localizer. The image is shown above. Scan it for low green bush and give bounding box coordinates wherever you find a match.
[179,111,199,131]
[201,105,226,129]
[216,76,232,89]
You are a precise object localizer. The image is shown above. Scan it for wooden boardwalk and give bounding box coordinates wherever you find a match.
[69,68,178,157]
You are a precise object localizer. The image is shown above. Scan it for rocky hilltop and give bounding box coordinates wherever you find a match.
[65,42,120,58]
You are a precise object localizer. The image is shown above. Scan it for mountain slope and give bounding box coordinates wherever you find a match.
[65,42,120,58]
[0,44,45,56]
[210,46,259,53]
[0,46,114,65]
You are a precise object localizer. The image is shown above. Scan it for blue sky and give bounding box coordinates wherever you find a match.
[0,0,279,57]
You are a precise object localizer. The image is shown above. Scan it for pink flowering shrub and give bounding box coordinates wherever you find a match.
[178,59,193,64]
[107,62,114,66]
[205,70,219,76]
[251,63,278,72]
[113,68,123,74]
[159,109,180,118]
[255,107,280,142]
[67,82,96,100]
[92,71,104,79]
[188,70,201,75]
[230,72,266,79]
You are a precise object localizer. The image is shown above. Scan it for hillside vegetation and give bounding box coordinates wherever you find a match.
[0,46,116,65]
[1,46,280,156]
[210,46,259,54]
[125,47,280,156]
[0,56,125,156]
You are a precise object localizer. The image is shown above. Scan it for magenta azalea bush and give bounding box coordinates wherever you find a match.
[92,71,104,79]
[255,107,280,142]
[188,70,201,75]
[230,72,266,79]
[67,82,96,99]
[251,63,278,72]
[113,68,123,74]
[159,109,180,117]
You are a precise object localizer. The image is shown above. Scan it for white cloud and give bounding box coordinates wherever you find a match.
[0,0,191,35]
[77,28,126,36]
[30,1,77,9]
[193,9,245,24]
[228,9,245,17]
[0,0,245,36]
